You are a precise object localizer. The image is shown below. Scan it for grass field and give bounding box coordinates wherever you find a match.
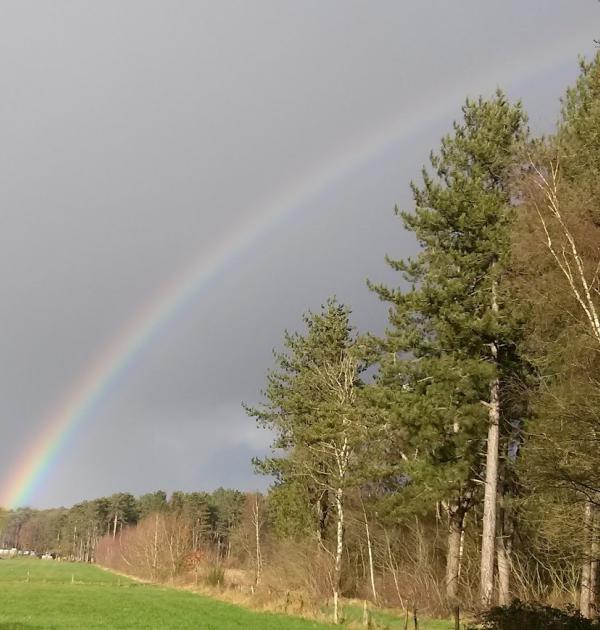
[0,559,455,629]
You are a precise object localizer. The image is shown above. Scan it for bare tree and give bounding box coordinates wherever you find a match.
[531,158,600,617]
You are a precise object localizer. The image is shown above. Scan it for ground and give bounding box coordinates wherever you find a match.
[0,558,455,629]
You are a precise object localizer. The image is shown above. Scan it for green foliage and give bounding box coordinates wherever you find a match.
[511,51,600,589]
[266,477,315,539]
[369,92,529,514]
[137,491,167,518]
[247,298,366,539]
[469,601,600,630]
[559,52,600,186]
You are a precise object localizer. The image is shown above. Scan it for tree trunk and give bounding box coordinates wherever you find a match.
[480,369,499,608]
[591,514,598,620]
[446,505,465,602]
[480,281,500,608]
[253,494,262,586]
[333,486,344,625]
[362,498,377,605]
[317,488,329,543]
[112,512,118,539]
[581,500,594,618]
[497,502,513,606]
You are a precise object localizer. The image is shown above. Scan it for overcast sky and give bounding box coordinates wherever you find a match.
[0,1,598,508]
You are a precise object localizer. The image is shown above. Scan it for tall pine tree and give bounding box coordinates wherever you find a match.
[370,91,528,606]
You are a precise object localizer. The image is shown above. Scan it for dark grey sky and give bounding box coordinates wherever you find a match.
[0,1,597,508]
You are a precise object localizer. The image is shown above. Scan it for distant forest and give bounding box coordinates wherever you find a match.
[3,52,600,626]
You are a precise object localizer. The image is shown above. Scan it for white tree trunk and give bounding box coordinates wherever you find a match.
[496,510,512,606]
[480,280,500,608]
[581,500,593,617]
[361,497,377,605]
[333,486,344,625]
[253,494,262,586]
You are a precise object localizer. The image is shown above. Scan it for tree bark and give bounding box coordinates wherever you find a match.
[591,511,598,620]
[480,280,500,608]
[333,485,344,625]
[446,504,466,602]
[497,504,513,606]
[317,488,329,543]
[581,500,594,618]
[361,497,378,605]
[253,494,262,586]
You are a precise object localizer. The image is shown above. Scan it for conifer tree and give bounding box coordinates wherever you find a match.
[370,91,528,606]
[247,298,367,623]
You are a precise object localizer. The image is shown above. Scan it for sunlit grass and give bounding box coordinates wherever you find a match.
[0,558,328,629]
[0,559,458,629]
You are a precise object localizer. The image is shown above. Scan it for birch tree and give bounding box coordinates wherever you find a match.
[247,299,367,623]
[530,54,600,616]
[527,160,600,618]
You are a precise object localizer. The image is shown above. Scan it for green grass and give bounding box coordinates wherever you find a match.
[0,559,456,629]
[0,559,328,629]
[326,603,455,630]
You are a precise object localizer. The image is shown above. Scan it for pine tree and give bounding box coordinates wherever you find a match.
[247,298,367,623]
[137,491,168,519]
[370,91,528,606]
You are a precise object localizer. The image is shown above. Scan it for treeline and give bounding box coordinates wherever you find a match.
[0,488,247,566]
[2,53,600,625]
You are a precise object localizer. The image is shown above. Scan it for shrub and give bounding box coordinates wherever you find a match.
[205,566,225,587]
[469,600,600,630]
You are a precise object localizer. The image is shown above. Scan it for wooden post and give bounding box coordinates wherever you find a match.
[413,605,418,630]
[454,605,460,630]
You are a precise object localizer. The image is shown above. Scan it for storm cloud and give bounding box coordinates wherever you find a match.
[0,1,597,507]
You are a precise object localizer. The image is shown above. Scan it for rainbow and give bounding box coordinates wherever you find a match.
[0,34,591,508]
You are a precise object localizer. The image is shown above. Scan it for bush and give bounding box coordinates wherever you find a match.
[205,566,225,587]
[469,601,600,630]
